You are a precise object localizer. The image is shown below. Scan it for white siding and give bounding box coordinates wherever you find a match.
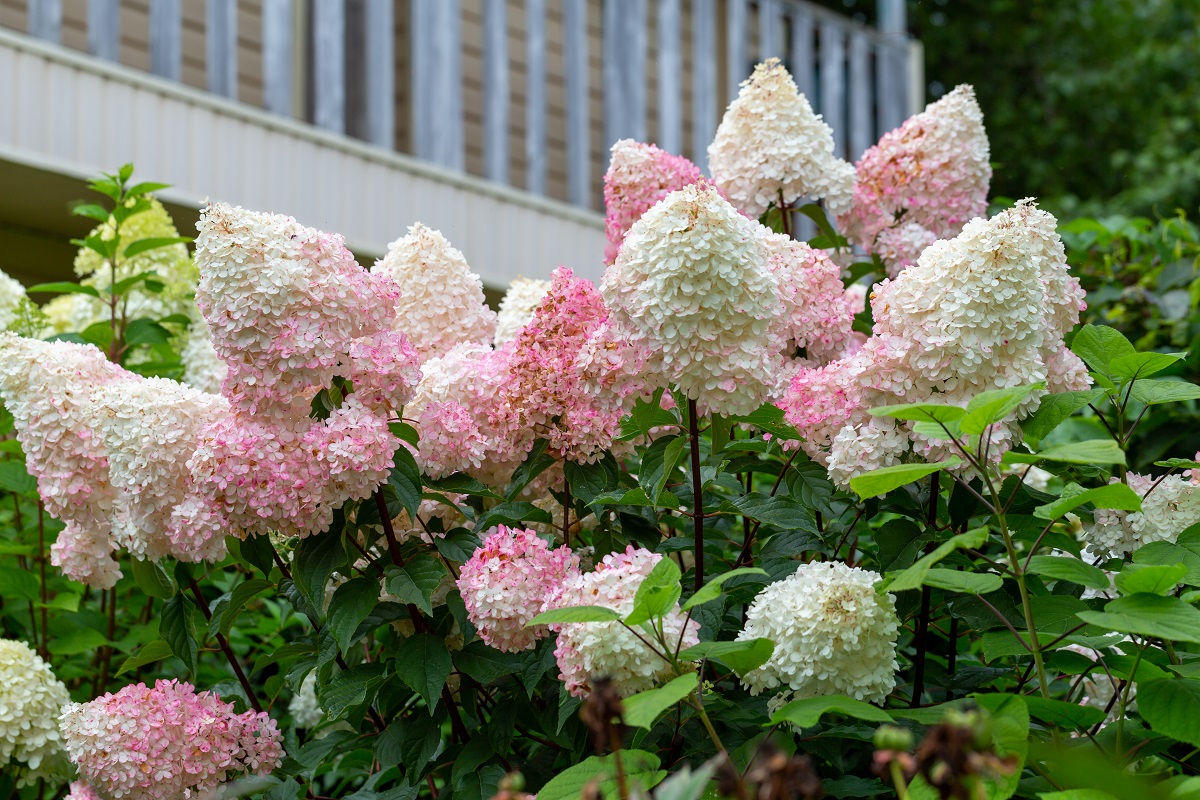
[0,29,606,286]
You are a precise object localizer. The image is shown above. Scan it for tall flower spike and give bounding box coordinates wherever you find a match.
[494,268,626,463]
[371,222,497,361]
[708,58,856,219]
[0,268,29,331]
[0,335,131,588]
[840,84,991,276]
[603,139,708,265]
[738,561,900,705]
[550,547,699,697]
[457,526,580,653]
[761,232,856,368]
[0,639,70,786]
[1085,474,1200,557]
[61,679,282,800]
[195,202,419,417]
[89,377,230,563]
[494,276,551,346]
[596,183,782,416]
[781,200,1089,485]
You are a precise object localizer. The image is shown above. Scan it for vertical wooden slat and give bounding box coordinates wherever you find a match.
[525,0,547,194]
[789,4,813,99]
[603,0,647,147]
[483,0,508,184]
[656,0,681,154]
[364,0,393,147]
[312,0,345,133]
[563,0,589,205]
[758,0,780,60]
[848,30,871,158]
[206,0,237,99]
[690,0,716,172]
[29,0,61,42]
[88,0,120,61]
[652,0,681,154]
[725,0,747,100]
[262,0,293,117]
[149,0,182,81]
[412,0,463,170]
[818,20,845,158]
[875,41,903,136]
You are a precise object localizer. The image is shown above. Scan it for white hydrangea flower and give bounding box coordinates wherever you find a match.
[0,269,28,331]
[597,183,783,416]
[826,417,910,489]
[708,58,856,219]
[738,561,899,704]
[1085,474,1200,557]
[551,547,699,697]
[89,377,230,563]
[180,310,228,395]
[288,674,324,730]
[0,639,70,785]
[493,276,551,346]
[372,223,497,360]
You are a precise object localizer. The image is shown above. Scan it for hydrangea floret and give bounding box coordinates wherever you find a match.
[0,639,71,786]
[550,546,699,697]
[457,526,580,653]
[61,679,283,800]
[371,222,497,360]
[738,561,900,705]
[1085,474,1200,556]
[708,58,855,219]
[603,139,707,265]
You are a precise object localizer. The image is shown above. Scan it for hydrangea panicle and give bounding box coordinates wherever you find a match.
[371,222,497,360]
[603,139,707,265]
[708,58,855,219]
[593,184,783,416]
[0,639,71,785]
[1085,474,1200,557]
[494,276,551,346]
[494,268,626,463]
[0,334,132,588]
[840,85,991,276]
[760,231,856,367]
[738,561,899,704]
[457,526,580,652]
[61,679,282,800]
[550,546,699,697]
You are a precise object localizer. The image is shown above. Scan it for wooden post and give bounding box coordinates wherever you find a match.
[206,0,238,99]
[848,30,871,159]
[564,0,590,205]
[819,20,845,158]
[789,4,813,99]
[412,0,463,170]
[363,0,394,147]
[525,0,547,194]
[28,0,61,43]
[603,0,647,147]
[87,0,120,61]
[725,0,747,99]
[149,0,182,81]
[262,0,293,117]
[656,0,681,155]
[483,0,509,184]
[691,0,716,172]
[758,0,780,60]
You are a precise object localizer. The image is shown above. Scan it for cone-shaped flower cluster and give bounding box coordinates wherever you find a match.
[551,547,699,697]
[494,276,551,346]
[0,334,132,588]
[738,562,899,704]
[178,203,422,546]
[780,200,1089,486]
[709,58,855,219]
[0,268,28,331]
[590,183,784,416]
[1085,474,1200,556]
[761,232,857,368]
[371,223,497,360]
[603,139,708,265]
[61,679,282,800]
[0,639,70,785]
[457,526,580,652]
[840,85,991,275]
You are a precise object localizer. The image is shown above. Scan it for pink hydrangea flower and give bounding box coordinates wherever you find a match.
[65,783,102,800]
[839,84,991,276]
[603,140,707,265]
[0,335,132,588]
[457,526,580,653]
[761,232,856,367]
[493,268,626,463]
[60,679,282,800]
[781,200,1089,485]
[551,547,699,697]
